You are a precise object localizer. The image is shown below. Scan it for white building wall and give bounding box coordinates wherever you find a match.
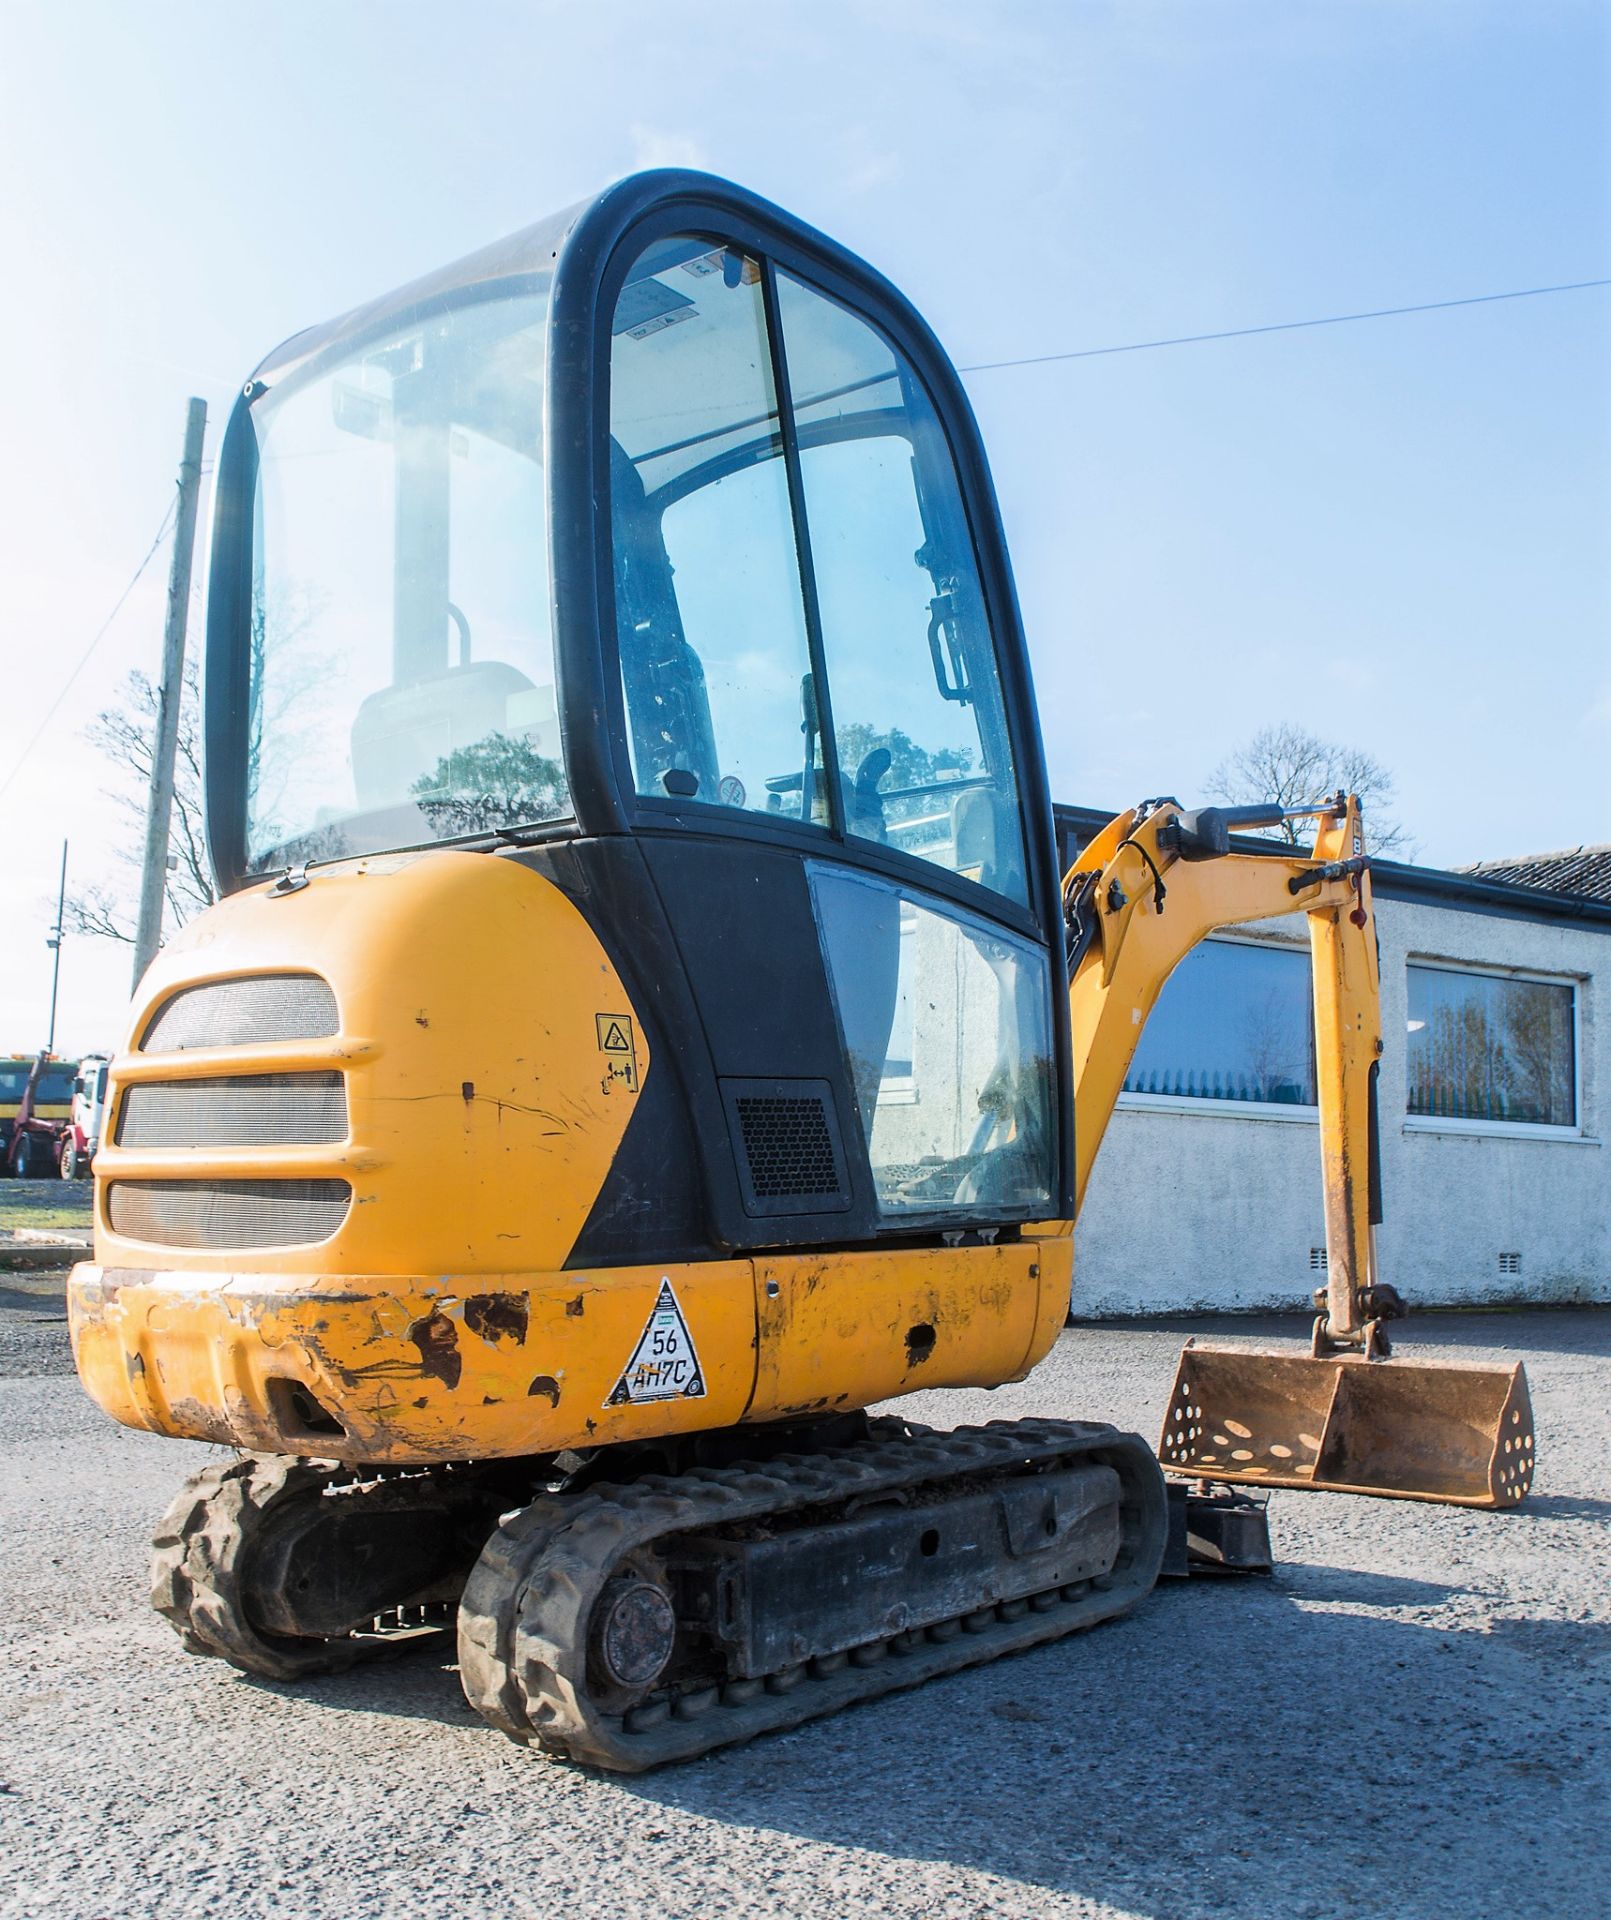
[1072,896,1609,1315]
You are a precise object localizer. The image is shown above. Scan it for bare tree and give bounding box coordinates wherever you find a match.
[68,585,327,944]
[64,659,216,945]
[1207,722,1416,857]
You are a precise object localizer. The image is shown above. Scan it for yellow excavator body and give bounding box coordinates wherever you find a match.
[67,168,1531,1768]
[71,850,1067,1462]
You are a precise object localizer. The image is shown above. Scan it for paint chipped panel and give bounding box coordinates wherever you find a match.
[68,1259,756,1465]
[408,1310,462,1387]
[747,1242,1047,1421]
[464,1293,530,1345]
[89,852,649,1282]
[904,1323,937,1367]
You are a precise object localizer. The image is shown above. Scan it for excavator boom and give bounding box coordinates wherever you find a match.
[1063,795,1534,1507]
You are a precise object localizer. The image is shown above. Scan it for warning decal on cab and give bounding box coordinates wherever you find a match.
[606,1278,706,1407]
[594,1012,638,1091]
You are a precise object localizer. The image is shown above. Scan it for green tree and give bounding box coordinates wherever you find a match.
[834,721,973,824]
[411,733,570,838]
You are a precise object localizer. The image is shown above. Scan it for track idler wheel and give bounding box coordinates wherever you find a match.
[150,1454,456,1681]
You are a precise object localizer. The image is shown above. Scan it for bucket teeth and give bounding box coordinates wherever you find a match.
[1157,1346,1534,1510]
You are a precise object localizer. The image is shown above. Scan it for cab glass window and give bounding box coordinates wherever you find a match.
[776,273,1031,907]
[246,291,564,872]
[609,241,823,821]
[608,239,1033,909]
[811,866,1055,1217]
[37,1068,75,1105]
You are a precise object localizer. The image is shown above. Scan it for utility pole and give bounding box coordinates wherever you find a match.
[132,397,207,992]
[46,839,67,1052]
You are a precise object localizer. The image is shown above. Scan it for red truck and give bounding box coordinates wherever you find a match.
[1,1051,80,1178]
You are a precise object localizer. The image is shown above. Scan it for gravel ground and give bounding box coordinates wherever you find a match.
[2,1297,1606,1920]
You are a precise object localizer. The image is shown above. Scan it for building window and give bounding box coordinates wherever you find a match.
[1122,939,1316,1108]
[1406,962,1576,1128]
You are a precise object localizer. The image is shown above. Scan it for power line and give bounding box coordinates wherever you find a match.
[958,276,1611,374]
[0,497,177,806]
[8,274,1603,806]
[638,276,1611,458]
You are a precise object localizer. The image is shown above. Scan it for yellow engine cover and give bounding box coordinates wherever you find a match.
[88,849,647,1277]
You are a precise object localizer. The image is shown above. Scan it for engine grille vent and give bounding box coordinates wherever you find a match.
[118,1074,347,1149]
[141,975,338,1052]
[721,1078,850,1218]
[107,1179,351,1250]
[740,1099,837,1194]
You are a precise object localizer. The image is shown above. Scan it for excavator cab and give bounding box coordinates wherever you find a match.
[200,170,1073,1276]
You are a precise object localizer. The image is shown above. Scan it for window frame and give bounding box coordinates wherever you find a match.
[1403,954,1583,1140]
[876,906,921,1108]
[1114,933,1321,1124]
[548,182,1062,955]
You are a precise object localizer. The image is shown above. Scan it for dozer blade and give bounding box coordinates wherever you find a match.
[1158,1345,1534,1509]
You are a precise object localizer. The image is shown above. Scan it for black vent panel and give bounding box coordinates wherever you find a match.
[118,1074,347,1148]
[108,1180,351,1250]
[141,975,338,1052]
[740,1099,838,1195]
[721,1078,851,1218]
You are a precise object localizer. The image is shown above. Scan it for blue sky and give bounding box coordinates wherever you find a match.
[1,0,1606,1052]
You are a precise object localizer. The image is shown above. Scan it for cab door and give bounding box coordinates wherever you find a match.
[551,183,1072,1246]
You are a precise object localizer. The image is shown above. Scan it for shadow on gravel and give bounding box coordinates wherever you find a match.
[239,1640,482,1728]
[602,1580,1604,1920]
[1479,1615,1611,1663]
[1275,1564,1476,1607]
[1431,1309,1611,1361]
[1087,1307,1610,1363]
[1518,1491,1611,1523]
[274,1564,1606,1920]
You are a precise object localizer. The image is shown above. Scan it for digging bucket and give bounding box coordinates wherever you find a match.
[1158,1345,1534,1509]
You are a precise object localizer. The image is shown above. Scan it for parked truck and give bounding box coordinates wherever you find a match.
[58,1055,111,1179]
[1,1052,76,1178]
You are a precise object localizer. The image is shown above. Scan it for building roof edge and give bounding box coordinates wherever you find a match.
[1052,803,1611,931]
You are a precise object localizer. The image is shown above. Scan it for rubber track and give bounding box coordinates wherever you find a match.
[150,1455,397,1680]
[150,1454,479,1680]
[458,1417,1166,1770]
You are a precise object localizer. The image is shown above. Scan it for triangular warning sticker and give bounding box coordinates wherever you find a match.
[601,1021,630,1052]
[606,1278,706,1407]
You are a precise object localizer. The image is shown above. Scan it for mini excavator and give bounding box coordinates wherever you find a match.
[70,172,1533,1769]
